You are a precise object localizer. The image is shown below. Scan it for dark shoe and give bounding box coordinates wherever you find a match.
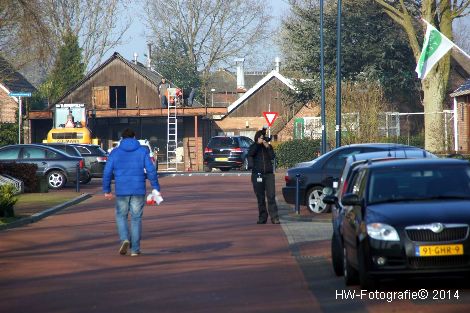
[119,240,130,255]
[271,218,280,224]
[131,251,141,257]
[257,220,267,224]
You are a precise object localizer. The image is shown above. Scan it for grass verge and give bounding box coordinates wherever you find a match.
[0,191,81,225]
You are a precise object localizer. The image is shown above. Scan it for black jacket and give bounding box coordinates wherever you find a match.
[248,142,275,174]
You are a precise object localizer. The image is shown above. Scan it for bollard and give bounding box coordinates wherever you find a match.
[295,173,300,215]
[76,162,80,193]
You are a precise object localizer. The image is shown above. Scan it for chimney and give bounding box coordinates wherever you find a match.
[275,57,281,72]
[133,52,138,64]
[147,43,152,69]
[235,58,245,90]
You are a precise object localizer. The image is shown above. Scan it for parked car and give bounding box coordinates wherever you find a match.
[0,144,87,189]
[203,136,254,172]
[38,143,92,183]
[323,149,436,276]
[334,158,470,289]
[71,144,108,181]
[282,143,430,213]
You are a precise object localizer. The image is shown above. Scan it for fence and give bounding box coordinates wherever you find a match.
[294,111,456,150]
[0,174,24,194]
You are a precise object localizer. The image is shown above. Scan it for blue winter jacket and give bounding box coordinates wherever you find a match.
[102,138,160,196]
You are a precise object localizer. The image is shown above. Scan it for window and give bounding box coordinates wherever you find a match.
[324,149,362,170]
[0,148,20,159]
[52,132,84,139]
[22,147,46,159]
[74,146,92,155]
[110,86,127,108]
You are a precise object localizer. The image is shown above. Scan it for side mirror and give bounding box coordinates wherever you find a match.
[322,186,334,196]
[341,193,363,206]
[323,195,337,205]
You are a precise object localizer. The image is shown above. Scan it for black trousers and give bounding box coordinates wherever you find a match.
[251,172,279,222]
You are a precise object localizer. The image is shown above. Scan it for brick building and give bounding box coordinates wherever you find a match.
[0,56,36,124]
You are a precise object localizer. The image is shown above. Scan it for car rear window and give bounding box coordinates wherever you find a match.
[208,137,238,148]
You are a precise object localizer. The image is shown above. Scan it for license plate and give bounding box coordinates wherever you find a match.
[215,157,228,161]
[415,244,464,257]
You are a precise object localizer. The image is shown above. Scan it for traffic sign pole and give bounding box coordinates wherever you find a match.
[9,92,32,144]
[18,97,22,144]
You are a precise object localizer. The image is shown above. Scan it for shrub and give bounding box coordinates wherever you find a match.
[274,139,321,168]
[0,184,18,217]
[0,163,39,193]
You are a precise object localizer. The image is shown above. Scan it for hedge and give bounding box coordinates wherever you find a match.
[274,139,321,169]
[0,163,39,193]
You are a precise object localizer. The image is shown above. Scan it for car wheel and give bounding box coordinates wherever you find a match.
[358,243,379,290]
[204,165,212,172]
[343,246,359,286]
[331,232,344,276]
[306,186,329,213]
[47,170,67,189]
[80,174,92,184]
[220,168,230,172]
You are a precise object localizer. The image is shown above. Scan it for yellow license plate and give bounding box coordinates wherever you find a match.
[215,157,228,161]
[415,244,464,257]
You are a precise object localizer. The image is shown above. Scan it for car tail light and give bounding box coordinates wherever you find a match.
[96,156,107,162]
[204,147,212,153]
[231,147,242,152]
[79,160,85,169]
[285,175,290,183]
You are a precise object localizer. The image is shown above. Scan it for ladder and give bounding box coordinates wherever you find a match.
[166,88,179,171]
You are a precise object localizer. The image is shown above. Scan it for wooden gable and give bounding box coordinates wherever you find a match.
[228,77,290,118]
[59,57,161,110]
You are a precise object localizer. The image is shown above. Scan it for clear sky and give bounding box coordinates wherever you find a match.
[109,0,290,71]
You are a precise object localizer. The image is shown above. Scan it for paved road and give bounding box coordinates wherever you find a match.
[1,175,470,312]
[0,176,319,313]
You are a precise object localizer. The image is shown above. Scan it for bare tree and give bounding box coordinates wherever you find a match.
[40,0,132,69]
[144,0,271,74]
[374,0,470,152]
[454,18,470,53]
[325,81,390,146]
[0,0,52,72]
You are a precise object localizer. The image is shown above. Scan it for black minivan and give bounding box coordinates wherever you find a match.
[203,136,254,172]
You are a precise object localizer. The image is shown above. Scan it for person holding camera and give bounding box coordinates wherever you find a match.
[247,129,280,224]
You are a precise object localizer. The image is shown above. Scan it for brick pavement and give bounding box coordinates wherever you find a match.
[0,175,325,313]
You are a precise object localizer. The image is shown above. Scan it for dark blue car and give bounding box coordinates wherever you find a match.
[335,159,470,289]
[203,136,254,172]
[282,143,430,213]
[324,149,436,276]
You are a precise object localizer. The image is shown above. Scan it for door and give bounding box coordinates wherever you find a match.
[20,147,59,175]
[92,86,110,109]
[342,169,368,266]
[321,148,363,187]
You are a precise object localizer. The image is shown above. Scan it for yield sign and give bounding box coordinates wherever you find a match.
[263,112,278,127]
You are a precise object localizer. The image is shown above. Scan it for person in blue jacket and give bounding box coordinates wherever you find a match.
[103,128,161,256]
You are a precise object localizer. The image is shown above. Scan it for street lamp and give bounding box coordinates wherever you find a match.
[320,0,326,154]
[211,88,215,107]
[335,0,342,148]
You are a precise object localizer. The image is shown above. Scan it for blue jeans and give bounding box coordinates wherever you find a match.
[115,195,145,253]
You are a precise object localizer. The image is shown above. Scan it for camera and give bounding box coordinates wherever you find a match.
[264,136,272,142]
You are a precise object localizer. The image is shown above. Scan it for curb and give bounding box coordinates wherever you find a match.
[160,172,251,177]
[0,193,93,231]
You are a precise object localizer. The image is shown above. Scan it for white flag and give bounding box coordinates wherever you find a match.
[415,20,455,79]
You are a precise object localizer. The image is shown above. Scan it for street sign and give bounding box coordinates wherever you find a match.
[263,111,279,127]
[9,92,32,97]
